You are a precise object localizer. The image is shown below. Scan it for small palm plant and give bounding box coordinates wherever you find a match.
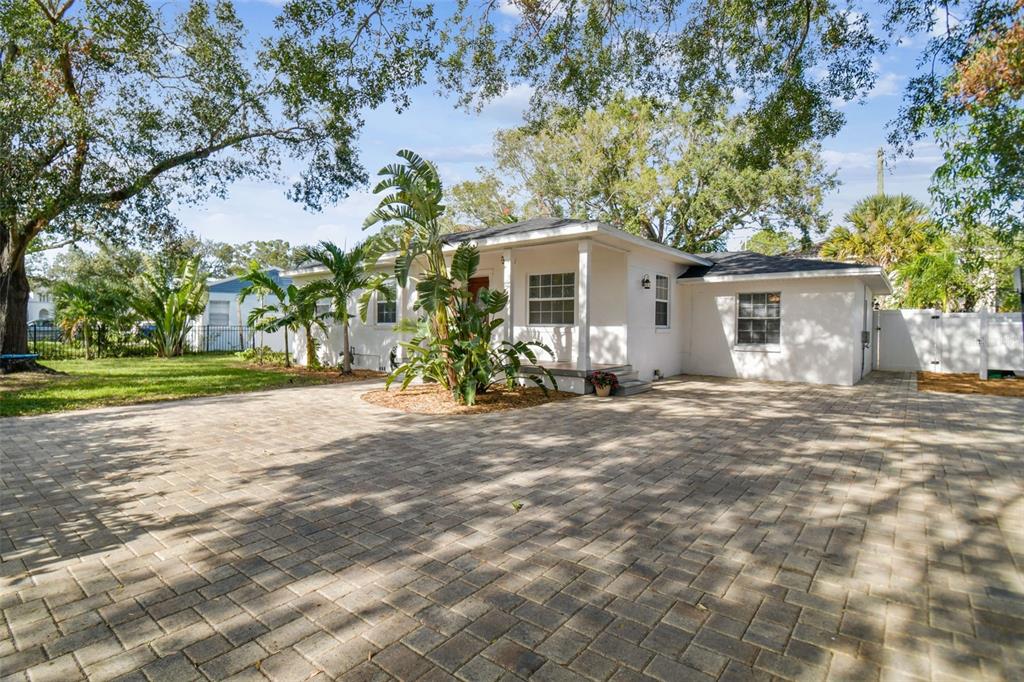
[54,282,100,359]
[238,265,328,368]
[298,241,394,374]
[131,257,208,357]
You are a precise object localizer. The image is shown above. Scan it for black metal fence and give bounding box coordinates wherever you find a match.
[27,324,258,360]
[185,325,257,354]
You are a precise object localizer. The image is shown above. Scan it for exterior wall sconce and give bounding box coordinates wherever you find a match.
[641,274,651,289]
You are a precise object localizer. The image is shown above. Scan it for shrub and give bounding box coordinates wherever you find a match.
[236,346,288,366]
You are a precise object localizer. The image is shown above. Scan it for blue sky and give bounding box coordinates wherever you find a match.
[175,2,944,250]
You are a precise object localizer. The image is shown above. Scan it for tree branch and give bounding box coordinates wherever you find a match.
[81,127,309,206]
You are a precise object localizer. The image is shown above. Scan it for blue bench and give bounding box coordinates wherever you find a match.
[1,353,40,370]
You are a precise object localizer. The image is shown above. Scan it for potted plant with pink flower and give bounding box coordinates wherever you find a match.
[587,370,619,397]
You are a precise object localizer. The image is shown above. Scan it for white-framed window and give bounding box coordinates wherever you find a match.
[655,275,670,328]
[736,292,781,346]
[208,300,230,326]
[376,288,397,324]
[528,272,575,325]
[315,299,332,320]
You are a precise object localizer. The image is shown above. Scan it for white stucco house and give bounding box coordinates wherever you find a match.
[285,218,891,393]
[28,289,55,322]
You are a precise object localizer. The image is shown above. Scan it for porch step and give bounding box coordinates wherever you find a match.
[523,363,634,378]
[614,379,653,396]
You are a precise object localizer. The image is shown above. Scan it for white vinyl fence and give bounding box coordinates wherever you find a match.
[875,309,1024,373]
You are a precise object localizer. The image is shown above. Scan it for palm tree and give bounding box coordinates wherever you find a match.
[131,257,209,357]
[820,194,940,271]
[53,282,100,359]
[364,149,458,387]
[238,266,328,368]
[298,241,394,374]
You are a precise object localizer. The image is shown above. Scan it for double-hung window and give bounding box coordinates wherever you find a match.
[315,300,332,321]
[655,275,670,328]
[736,292,781,345]
[376,288,397,325]
[528,273,575,325]
[208,300,230,326]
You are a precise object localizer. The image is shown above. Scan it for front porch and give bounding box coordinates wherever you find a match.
[520,362,653,395]
[474,238,630,375]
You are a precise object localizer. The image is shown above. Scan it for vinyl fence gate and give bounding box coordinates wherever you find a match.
[874,310,1024,374]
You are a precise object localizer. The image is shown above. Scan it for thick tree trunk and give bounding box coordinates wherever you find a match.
[1,247,31,355]
[342,321,351,374]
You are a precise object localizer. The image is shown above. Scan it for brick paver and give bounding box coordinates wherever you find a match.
[2,372,1022,681]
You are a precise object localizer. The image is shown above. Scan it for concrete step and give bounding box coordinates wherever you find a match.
[614,379,653,396]
[523,363,634,378]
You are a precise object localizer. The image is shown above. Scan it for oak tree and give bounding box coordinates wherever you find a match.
[1,0,438,354]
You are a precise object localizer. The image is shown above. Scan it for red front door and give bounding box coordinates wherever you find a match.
[468,276,490,301]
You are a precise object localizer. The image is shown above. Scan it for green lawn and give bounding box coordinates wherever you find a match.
[1,354,347,417]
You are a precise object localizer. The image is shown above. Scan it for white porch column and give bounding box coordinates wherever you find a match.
[577,240,591,371]
[502,248,513,343]
[395,281,406,363]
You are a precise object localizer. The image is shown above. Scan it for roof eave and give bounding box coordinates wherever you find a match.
[678,266,894,294]
[286,221,714,275]
[453,221,712,266]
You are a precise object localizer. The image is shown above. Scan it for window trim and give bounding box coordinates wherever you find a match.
[526,271,576,327]
[374,289,398,326]
[654,274,670,329]
[734,291,781,349]
[208,300,230,326]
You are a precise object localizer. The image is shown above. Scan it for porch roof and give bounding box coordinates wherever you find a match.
[444,218,713,266]
[285,218,712,278]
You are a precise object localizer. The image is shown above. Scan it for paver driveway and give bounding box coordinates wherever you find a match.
[2,373,1022,682]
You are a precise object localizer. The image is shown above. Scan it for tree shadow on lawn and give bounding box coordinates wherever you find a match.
[1,374,1021,680]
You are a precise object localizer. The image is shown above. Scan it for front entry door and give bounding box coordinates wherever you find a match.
[468,276,489,301]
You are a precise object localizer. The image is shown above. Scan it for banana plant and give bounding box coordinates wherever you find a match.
[131,257,208,357]
[386,240,556,405]
[367,151,556,404]
[364,149,458,388]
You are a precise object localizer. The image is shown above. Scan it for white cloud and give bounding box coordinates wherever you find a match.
[497,0,523,17]
[931,7,961,36]
[867,71,903,99]
[417,142,493,163]
[822,149,875,170]
[480,83,535,123]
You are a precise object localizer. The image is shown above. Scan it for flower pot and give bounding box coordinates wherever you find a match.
[594,384,612,398]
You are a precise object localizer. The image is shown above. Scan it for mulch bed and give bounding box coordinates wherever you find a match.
[248,365,385,383]
[917,372,1024,398]
[362,382,578,415]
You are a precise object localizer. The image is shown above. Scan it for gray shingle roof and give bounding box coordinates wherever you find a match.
[677,251,876,279]
[442,217,582,243]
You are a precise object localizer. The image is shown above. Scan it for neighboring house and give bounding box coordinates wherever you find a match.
[28,289,55,322]
[195,269,291,352]
[285,218,891,392]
